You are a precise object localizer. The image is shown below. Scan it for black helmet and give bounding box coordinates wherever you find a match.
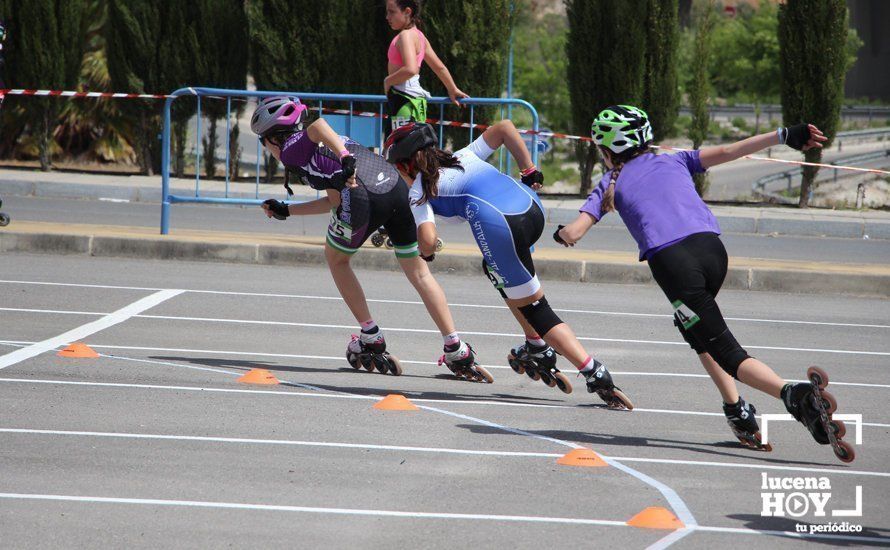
[383,123,438,164]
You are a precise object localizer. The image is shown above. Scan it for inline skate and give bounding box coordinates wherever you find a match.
[507,342,572,394]
[723,397,771,451]
[438,342,493,383]
[583,360,634,410]
[345,333,402,376]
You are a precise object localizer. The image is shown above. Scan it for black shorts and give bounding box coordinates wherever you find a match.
[326,178,419,258]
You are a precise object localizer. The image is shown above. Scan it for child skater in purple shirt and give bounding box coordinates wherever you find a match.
[555,105,854,463]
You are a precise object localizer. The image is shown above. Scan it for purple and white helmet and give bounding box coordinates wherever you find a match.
[250,96,308,138]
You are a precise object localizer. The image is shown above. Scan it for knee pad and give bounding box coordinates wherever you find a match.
[518,296,563,337]
[704,329,750,379]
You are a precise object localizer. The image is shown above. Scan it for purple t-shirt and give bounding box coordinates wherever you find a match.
[579,150,720,261]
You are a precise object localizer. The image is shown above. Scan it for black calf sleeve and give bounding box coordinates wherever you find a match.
[518,296,563,337]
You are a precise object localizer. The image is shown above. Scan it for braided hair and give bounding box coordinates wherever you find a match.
[599,146,651,215]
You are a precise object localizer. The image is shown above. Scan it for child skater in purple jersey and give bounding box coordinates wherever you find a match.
[250,96,492,382]
[554,106,854,463]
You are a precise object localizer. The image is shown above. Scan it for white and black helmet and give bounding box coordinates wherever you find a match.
[250,96,308,138]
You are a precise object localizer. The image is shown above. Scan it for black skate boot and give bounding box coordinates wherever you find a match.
[782,382,830,444]
[508,342,572,394]
[723,397,771,451]
[439,342,493,383]
[0,197,8,227]
[583,360,634,410]
[346,333,402,376]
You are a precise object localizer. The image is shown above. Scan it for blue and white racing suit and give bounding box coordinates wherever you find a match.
[409,136,545,300]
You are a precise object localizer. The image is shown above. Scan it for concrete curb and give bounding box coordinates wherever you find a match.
[2,230,888,298]
[4,177,888,240]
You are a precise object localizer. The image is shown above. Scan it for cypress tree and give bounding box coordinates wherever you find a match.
[106,0,162,174]
[688,0,716,197]
[643,0,679,142]
[197,0,248,179]
[566,0,647,194]
[420,0,511,147]
[778,0,849,208]
[2,0,87,170]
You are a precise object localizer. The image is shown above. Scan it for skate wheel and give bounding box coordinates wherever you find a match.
[833,440,855,463]
[361,356,375,372]
[0,213,9,227]
[819,390,838,415]
[525,369,541,381]
[387,355,403,376]
[539,371,557,388]
[553,372,573,394]
[611,388,634,411]
[374,357,388,374]
[435,238,444,251]
[346,352,362,370]
[371,234,384,247]
[384,238,393,249]
[807,366,829,389]
[829,420,846,439]
[472,365,494,384]
[507,354,525,374]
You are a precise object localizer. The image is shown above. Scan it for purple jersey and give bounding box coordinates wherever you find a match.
[278,130,355,191]
[579,150,721,261]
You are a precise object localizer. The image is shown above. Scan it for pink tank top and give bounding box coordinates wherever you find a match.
[387,28,426,68]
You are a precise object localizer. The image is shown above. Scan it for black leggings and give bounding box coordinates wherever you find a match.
[647,232,750,378]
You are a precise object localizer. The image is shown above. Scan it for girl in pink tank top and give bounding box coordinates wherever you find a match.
[384,0,468,136]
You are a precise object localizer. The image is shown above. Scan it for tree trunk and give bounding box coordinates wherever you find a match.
[578,142,598,196]
[203,117,218,179]
[228,122,241,181]
[797,148,821,208]
[173,121,187,178]
[137,110,153,176]
[38,109,51,172]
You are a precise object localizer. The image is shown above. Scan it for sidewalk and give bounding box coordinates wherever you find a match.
[2,168,889,240]
[2,220,888,298]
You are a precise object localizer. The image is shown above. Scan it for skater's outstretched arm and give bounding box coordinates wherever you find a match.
[554,212,597,247]
[699,123,826,169]
[474,120,543,190]
[262,189,340,219]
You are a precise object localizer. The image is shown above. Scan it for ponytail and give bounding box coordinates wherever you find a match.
[599,145,652,216]
[412,147,464,205]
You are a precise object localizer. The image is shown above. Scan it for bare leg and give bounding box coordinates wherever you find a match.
[398,256,456,336]
[506,289,590,370]
[325,243,372,323]
[699,352,740,403]
[737,358,786,398]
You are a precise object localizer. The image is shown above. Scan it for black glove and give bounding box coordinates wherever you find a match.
[421,252,436,262]
[340,154,356,181]
[521,169,544,188]
[553,224,567,245]
[782,123,811,151]
[263,199,290,220]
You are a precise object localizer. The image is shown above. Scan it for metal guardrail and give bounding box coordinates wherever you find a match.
[159,87,539,234]
[753,150,890,204]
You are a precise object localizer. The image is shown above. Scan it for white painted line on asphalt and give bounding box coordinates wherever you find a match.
[5,427,889,479]
[3,377,888,428]
[0,492,884,544]
[4,340,888,391]
[5,304,881,357]
[2,279,887,330]
[0,290,184,371]
[0,307,100,316]
[0,428,559,458]
[0,492,628,527]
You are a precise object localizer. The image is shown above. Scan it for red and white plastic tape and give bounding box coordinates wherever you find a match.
[3,88,888,175]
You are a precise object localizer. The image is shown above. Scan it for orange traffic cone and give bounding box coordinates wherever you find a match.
[373,394,418,411]
[57,343,99,358]
[556,448,608,468]
[626,507,684,530]
[236,368,280,385]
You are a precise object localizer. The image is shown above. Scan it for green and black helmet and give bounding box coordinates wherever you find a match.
[591,105,653,154]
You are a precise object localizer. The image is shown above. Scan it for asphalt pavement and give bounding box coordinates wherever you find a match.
[0,253,888,548]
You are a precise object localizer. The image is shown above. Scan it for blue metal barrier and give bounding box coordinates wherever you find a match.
[160,87,539,234]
